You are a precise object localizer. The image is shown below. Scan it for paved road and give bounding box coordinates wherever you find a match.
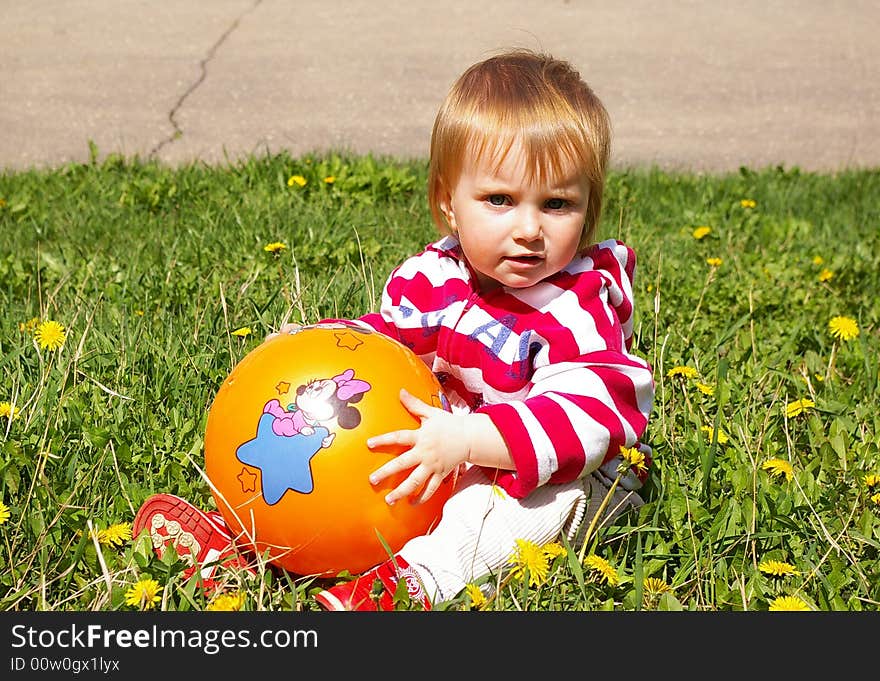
[2,0,878,173]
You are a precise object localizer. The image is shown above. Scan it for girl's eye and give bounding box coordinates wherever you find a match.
[487,195,507,206]
[546,198,568,210]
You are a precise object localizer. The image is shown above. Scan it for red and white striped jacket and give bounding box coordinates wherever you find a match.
[353,235,654,499]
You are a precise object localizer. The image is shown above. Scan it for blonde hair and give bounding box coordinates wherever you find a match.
[428,49,611,248]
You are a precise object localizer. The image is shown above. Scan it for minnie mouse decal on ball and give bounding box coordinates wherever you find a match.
[236,366,372,503]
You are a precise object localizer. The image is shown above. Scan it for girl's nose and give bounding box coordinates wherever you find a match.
[513,206,542,240]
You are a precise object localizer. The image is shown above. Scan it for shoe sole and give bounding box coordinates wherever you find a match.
[132,494,234,577]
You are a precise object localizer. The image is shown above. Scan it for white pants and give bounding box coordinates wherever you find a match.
[398,465,644,604]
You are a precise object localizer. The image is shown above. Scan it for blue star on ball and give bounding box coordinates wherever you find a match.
[235,413,330,505]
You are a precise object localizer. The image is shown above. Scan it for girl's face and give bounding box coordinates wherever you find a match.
[439,141,589,292]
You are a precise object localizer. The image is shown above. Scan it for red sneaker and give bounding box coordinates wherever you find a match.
[314,556,431,611]
[132,493,254,583]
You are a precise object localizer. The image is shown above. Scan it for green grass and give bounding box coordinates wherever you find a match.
[1,151,878,611]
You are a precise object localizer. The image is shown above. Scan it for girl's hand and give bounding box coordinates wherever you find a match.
[367,389,473,505]
[264,322,302,342]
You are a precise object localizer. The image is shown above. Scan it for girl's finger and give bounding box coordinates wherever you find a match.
[385,469,428,506]
[414,475,443,506]
[398,388,438,419]
[369,450,416,485]
[367,429,417,450]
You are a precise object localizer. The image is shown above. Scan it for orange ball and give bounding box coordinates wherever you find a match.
[204,322,455,576]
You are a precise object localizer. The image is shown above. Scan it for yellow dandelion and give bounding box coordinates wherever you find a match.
[667,365,699,379]
[871,492,880,507]
[740,199,757,208]
[818,268,834,283]
[759,560,799,577]
[0,402,21,421]
[643,577,672,596]
[583,554,618,586]
[18,317,39,334]
[206,591,246,611]
[263,241,287,254]
[864,474,880,490]
[619,445,648,474]
[543,542,567,560]
[465,583,487,609]
[135,309,145,316]
[768,595,811,611]
[701,426,729,444]
[287,175,307,187]
[124,579,162,610]
[695,382,715,396]
[98,523,132,547]
[706,257,722,267]
[0,500,10,525]
[508,538,550,587]
[34,320,66,351]
[828,316,859,341]
[323,176,335,184]
[761,458,794,482]
[784,398,815,418]
[232,327,252,337]
[812,255,824,266]
[692,226,712,240]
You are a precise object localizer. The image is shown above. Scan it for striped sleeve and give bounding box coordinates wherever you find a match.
[478,241,654,498]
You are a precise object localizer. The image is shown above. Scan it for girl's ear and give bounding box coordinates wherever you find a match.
[439,191,457,233]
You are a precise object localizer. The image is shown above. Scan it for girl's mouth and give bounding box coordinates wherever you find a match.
[505,255,543,265]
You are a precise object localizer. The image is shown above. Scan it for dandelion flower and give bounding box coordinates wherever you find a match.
[323,176,335,184]
[740,199,757,208]
[667,365,699,379]
[828,316,859,341]
[0,500,10,525]
[287,175,307,187]
[706,257,722,267]
[701,426,729,444]
[762,458,794,482]
[692,226,712,240]
[263,242,287,256]
[135,309,145,316]
[465,583,487,609]
[811,255,824,266]
[769,595,811,611]
[508,538,549,587]
[206,591,246,611]
[643,577,672,596]
[864,474,880,490]
[584,554,618,586]
[98,523,132,547]
[232,327,252,337]
[871,492,880,507]
[34,320,66,351]
[759,560,798,577]
[543,542,567,560]
[125,579,162,610]
[19,317,39,334]
[818,269,834,283]
[695,382,715,396]
[0,402,21,421]
[784,398,815,418]
[619,445,648,474]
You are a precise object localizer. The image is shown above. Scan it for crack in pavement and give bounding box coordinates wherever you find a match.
[149,0,264,159]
